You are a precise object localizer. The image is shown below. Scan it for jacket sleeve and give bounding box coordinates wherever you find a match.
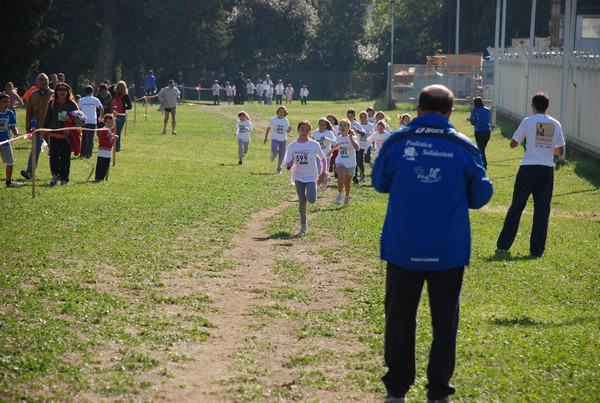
[123,95,133,111]
[466,151,493,209]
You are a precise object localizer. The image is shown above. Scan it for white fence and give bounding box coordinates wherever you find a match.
[488,47,600,159]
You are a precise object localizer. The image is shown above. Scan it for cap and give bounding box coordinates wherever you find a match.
[168,79,175,84]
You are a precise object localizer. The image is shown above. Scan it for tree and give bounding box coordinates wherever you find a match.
[0,1,60,90]
[226,0,318,74]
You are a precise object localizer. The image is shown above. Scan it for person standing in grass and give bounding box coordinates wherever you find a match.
[263,106,291,174]
[94,114,117,182]
[300,85,309,105]
[328,118,359,207]
[235,111,252,165]
[496,92,565,258]
[211,80,221,105]
[372,84,493,403]
[467,97,492,169]
[78,85,104,158]
[283,120,327,235]
[0,93,24,188]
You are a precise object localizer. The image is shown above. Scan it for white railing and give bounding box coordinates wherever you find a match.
[488,47,600,158]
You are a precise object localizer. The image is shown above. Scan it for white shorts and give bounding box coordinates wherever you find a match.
[0,145,14,165]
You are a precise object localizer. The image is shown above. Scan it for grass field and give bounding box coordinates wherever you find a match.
[1,99,598,401]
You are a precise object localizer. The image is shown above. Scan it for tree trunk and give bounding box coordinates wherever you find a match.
[95,0,118,85]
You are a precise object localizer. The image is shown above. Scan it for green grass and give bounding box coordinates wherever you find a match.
[1,100,598,401]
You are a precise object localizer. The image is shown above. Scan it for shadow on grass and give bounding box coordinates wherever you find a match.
[253,231,295,241]
[486,251,540,262]
[490,315,599,328]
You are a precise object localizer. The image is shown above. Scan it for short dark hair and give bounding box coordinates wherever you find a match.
[531,92,549,113]
[473,97,484,108]
[0,93,9,102]
[418,85,454,115]
[85,85,94,95]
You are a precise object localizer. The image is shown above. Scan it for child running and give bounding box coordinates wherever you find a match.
[326,114,340,176]
[264,106,292,173]
[328,118,359,207]
[357,110,375,182]
[312,117,337,188]
[235,111,252,164]
[283,120,327,236]
[365,120,391,168]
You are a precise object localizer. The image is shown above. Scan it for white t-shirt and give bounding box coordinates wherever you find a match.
[268,117,290,142]
[212,84,220,95]
[513,113,565,167]
[158,86,180,108]
[255,83,263,94]
[275,83,284,95]
[357,122,374,149]
[366,132,391,158]
[312,129,337,154]
[78,96,103,124]
[246,82,255,94]
[283,139,326,183]
[334,135,358,168]
[236,120,252,142]
[226,85,233,96]
[300,88,309,97]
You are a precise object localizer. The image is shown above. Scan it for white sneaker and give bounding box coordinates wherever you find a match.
[335,192,343,204]
[344,196,350,207]
[299,224,308,235]
[6,181,24,188]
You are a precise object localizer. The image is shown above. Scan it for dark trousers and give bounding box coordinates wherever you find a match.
[354,149,365,179]
[95,156,111,181]
[49,136,71,182]
[26,131,44,174]
[496,165,554,256]
[474,131,490,168]
[383,263,463,400]
[81,124,96,158]
[116,115,125,151]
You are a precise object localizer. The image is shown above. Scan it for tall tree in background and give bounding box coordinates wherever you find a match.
[0,1,60,89]
[305,0,368,71]
[39,0,102,86]
[226,0,317,75]
[96,0,118,84]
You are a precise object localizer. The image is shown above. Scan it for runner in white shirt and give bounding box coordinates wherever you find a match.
[375,111,393,133]
[283,120,327,235]
[312,118,337,187]
[328,118,359,207]
[235,111,253,165]
[263,106,292,173]
[365,120,391,166]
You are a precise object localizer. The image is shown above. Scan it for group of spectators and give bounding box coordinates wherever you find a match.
[211,73,309,106]
[1,72,133,187]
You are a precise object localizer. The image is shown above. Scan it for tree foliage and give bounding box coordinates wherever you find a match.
[0,1,60,89]
[6,0,557,95]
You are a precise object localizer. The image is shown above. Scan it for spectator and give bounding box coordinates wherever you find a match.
[43,82,80,186]
[496,92,565,258]
[372,84,493,403]
[78,85,104,158]
[143,70,157,104]
[0,93,24,187]
[21,73,54,180]
[109,81,132,152]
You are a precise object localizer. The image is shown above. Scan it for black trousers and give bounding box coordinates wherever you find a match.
[497,165,554,256]
[49,136,71,182]
[474,130,490,168]
[383,263,464,400]
[95,156,111,181]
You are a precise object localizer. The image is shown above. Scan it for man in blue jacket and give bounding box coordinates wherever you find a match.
[372,85,493,403]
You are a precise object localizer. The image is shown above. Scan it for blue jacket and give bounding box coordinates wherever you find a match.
[372,113,493,271]
[469,106,491,132]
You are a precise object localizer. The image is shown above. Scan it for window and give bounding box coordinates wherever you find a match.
[581,17,600,39]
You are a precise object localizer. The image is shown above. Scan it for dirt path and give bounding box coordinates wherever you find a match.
[150,194,380,401]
